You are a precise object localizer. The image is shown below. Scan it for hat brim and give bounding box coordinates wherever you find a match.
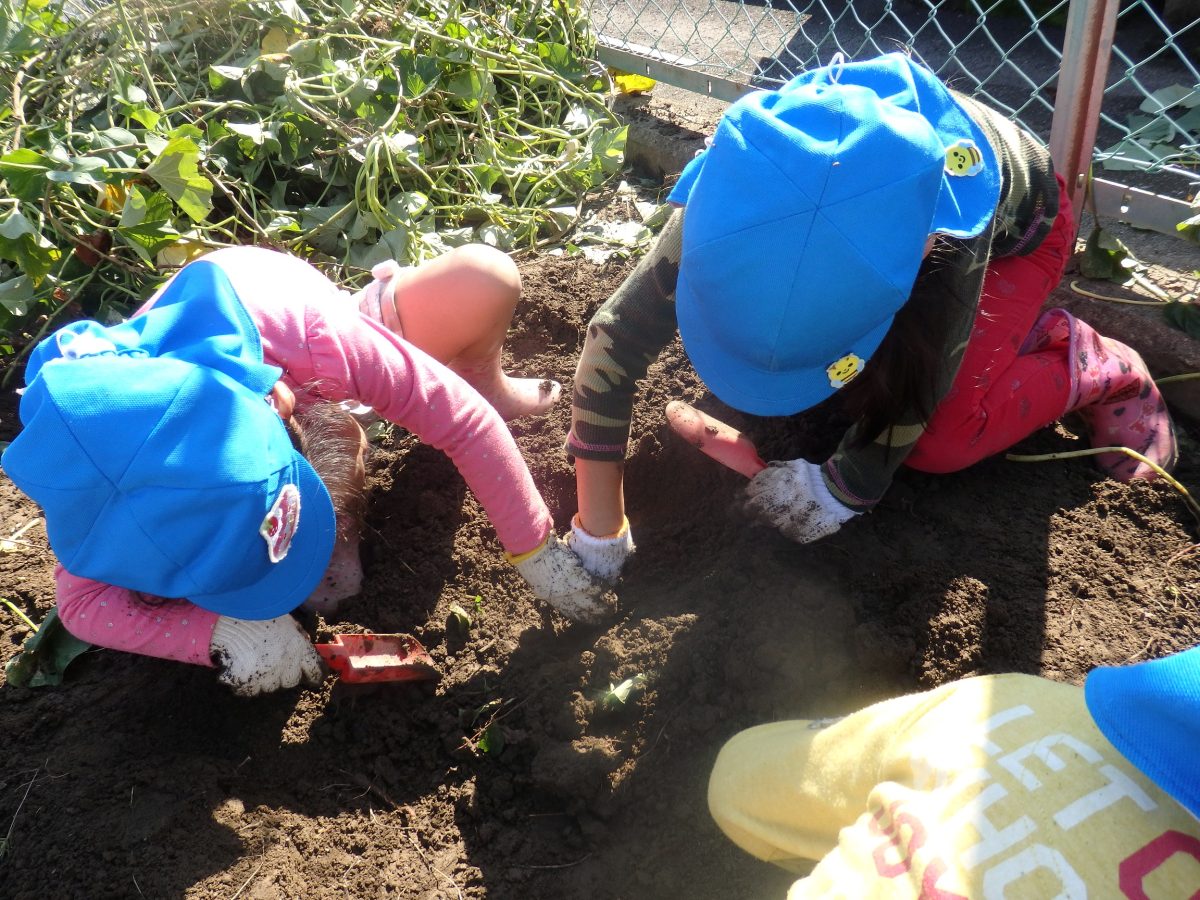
[1084,645,1200,819]
[927,99,999,238]
[188,444,336,621]
[677,270,894,416]
[667,148,708,208]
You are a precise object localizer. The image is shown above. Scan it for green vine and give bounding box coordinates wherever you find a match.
[0,0,626,369]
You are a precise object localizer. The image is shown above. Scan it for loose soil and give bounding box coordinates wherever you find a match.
[1,221,1199,899]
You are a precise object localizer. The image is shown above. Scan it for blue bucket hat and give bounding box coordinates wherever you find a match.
[1,260,335,620]
[669,52,1002,415]
[1085,645,1200,819]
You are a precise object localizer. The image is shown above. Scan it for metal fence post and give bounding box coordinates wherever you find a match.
[1049,0,1120,232]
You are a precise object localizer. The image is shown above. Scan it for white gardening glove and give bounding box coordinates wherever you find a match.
[743,459,859,544]
[507,532,613,624]
[565,514,635,584]
[209,614,326,697]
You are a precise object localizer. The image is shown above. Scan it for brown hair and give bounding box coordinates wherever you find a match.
[285,400,367,540]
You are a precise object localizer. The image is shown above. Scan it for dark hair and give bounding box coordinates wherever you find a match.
[836,240,960,448]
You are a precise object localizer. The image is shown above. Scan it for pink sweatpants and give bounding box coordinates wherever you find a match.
[906,176,1076,474]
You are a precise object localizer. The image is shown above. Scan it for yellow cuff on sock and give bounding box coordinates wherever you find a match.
[504,530,553,565]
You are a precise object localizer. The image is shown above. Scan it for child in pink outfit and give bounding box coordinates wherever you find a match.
[5,245,608,696]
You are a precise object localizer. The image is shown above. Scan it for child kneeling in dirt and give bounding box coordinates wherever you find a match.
[563,52,1177,582]
[707,645,1200,896]
[3,245,608,696]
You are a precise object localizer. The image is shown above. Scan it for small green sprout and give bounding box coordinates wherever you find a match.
[602,673,648,710]
[476,723,506,756]
[447,603,473,633]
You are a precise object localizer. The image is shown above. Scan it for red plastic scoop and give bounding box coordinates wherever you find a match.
[314,633,440,684]
[666,400,767,479]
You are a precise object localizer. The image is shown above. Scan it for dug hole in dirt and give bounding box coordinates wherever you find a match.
[1,189,1199,899]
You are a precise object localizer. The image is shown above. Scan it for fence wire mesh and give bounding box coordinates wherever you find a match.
[588,0,1200,213]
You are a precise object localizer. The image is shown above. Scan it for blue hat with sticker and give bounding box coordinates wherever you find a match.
[1,260,336,620]
[1085,645,1200,819]
[668,52,1001,415]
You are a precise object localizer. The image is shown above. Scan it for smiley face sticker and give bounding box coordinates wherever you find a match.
[945,139,984,177]
[826,352,865,389]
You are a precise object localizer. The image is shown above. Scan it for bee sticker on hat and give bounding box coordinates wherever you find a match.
[827,353,864,389]
[945,139,984,177]
[260,483,301,563]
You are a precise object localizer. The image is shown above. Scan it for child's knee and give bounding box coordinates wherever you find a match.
[450,243,521,303]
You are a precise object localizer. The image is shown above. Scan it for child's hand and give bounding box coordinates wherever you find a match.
[507,532,614,624]
[743,459,859,544]
[565,514,634,584]
[209,614,327,696]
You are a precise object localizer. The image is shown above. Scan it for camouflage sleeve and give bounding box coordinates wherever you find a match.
[566,209,684,462]
[822,224,994,511]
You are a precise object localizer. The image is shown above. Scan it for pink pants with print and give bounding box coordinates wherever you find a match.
[906,176,1076,474]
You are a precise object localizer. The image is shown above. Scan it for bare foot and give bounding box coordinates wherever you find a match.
[452,361,562,420]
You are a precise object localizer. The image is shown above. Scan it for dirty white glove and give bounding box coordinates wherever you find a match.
[743,459,859,544]
[565,514,635,584]
[209,614,326,697]
[507,532,612,624]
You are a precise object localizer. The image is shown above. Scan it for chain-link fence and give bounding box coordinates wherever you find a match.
[589,0,1200,238]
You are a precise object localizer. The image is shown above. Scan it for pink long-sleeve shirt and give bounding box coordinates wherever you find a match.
[55,247,553,666]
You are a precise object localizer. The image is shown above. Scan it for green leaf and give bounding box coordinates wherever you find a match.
[0,274,34,315]
[4,608,92,688]
[144,135,213,222]
[0,148,52,202]
[1163,301,1200,339]
[119,184,174,228]
[226,121,267,145]
[208,64,246,90]
[538,42,588,80]
[126,104,161,131]
[1178,211,1200,244]
[0,208,60,278]
[287,38,324,65]
[45,156,109,188]
[592,125,628,176]
[476,723,505,755]
[87,127,140,169]
[118,185,179,264]
[266,0,311,24]
[445,70,492,108]
[1078,225,1138,282]
[351,226,411,269]
[1139,84,1198,114]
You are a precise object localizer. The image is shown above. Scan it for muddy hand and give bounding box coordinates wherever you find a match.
[210,614,326,697]
[507,532,615,624]
[565,514,634,584]
[743,459,859,544]
[665,400,766,479]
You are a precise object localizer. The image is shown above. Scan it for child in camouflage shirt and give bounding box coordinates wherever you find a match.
[560,52,1177,580]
